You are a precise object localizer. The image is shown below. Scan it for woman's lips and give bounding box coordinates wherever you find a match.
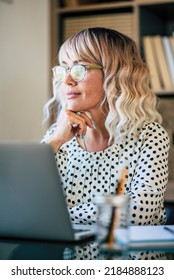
[66,92,81,99]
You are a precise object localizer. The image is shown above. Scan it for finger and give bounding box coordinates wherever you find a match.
[66,110,92,136]
[74,120,87,136]
[70,119,87,136]
[75,112,94,129]
[68,118,85,136]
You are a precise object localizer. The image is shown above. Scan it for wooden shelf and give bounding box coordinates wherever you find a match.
[51,1,174,56]
[156,91,174,98]
[136,0,174,6]
[57,2,134,13]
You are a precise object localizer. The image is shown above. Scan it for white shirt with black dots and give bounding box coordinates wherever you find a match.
[42,121,170,260]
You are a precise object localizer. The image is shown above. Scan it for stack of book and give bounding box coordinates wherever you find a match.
[143,35,174,92]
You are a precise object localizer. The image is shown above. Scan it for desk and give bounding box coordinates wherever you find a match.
[0,236,93,260]
[0,241,68,260]
[0,238,174,260]
[99,243,174,260]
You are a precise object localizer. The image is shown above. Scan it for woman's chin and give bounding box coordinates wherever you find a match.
[66,105,83,112]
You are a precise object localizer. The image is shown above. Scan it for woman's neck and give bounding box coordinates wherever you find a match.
[77,125,110,152]
[76,108,110,152]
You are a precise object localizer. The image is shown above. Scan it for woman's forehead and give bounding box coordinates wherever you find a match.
[59,38,98,64]
[59,46,81,61]
[59,50,93,66]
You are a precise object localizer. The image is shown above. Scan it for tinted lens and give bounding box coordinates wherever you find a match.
[71,65,86,82]
[54,66,66,83]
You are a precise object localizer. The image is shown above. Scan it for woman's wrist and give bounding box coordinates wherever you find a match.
[47,137,63,153]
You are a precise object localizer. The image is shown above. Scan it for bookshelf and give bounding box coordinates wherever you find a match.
[50,0,174,184]
[51,0,174,92]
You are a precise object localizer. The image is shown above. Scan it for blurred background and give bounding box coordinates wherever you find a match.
[0,0,50,141]
[0,0,173,199]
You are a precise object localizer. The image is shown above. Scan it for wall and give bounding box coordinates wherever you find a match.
[0,0,50,141]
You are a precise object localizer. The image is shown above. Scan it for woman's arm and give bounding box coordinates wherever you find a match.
[128,123,170,225]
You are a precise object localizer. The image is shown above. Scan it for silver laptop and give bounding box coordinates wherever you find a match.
[0,143,96,243]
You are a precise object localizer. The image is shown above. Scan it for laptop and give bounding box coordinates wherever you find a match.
[0,142,96,243]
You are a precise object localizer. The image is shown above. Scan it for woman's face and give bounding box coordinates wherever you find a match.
[60,56,104,113]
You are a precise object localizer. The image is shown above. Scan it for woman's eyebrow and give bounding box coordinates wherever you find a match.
[61,60,84,65]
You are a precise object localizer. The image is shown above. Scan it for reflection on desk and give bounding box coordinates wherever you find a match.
[0,238,174,260]
[0,242,67,260]
[1,225,174,260]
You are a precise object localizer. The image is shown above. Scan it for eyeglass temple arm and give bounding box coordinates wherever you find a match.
[88,65,103,69]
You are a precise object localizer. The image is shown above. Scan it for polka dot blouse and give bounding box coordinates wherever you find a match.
[41,121,170,259]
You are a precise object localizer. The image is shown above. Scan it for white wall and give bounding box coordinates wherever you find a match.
[0,0,50,141]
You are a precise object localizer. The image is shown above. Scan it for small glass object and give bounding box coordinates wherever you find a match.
[95,194,130,250]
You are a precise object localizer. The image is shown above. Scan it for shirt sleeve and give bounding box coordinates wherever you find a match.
[40,123,57,143]
[68,203,98,225]
[128,123,170,225]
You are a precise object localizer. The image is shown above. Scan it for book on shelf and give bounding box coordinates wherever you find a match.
[163,36,174,88]
[142,36,161,91]
[152,35,173,91]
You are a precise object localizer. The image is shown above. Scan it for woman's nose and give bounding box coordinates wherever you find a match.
[64,73,77,86]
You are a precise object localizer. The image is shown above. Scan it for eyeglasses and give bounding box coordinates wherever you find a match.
[52,64,103,83]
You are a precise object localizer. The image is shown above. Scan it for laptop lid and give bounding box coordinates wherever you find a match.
[0,143,95,242]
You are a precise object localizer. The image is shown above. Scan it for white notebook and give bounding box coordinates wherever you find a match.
[115,225,174,248]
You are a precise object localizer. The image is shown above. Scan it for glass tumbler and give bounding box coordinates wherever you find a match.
[95,194,130,250]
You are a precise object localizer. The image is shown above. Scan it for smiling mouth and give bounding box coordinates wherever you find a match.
[66,92,81,99]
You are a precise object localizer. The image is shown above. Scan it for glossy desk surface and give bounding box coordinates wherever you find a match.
[0,238,174,260]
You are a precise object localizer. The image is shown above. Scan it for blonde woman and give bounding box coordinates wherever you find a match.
[42,27,169,259]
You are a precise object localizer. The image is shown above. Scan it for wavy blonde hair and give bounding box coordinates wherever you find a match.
[44,27,162,143]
